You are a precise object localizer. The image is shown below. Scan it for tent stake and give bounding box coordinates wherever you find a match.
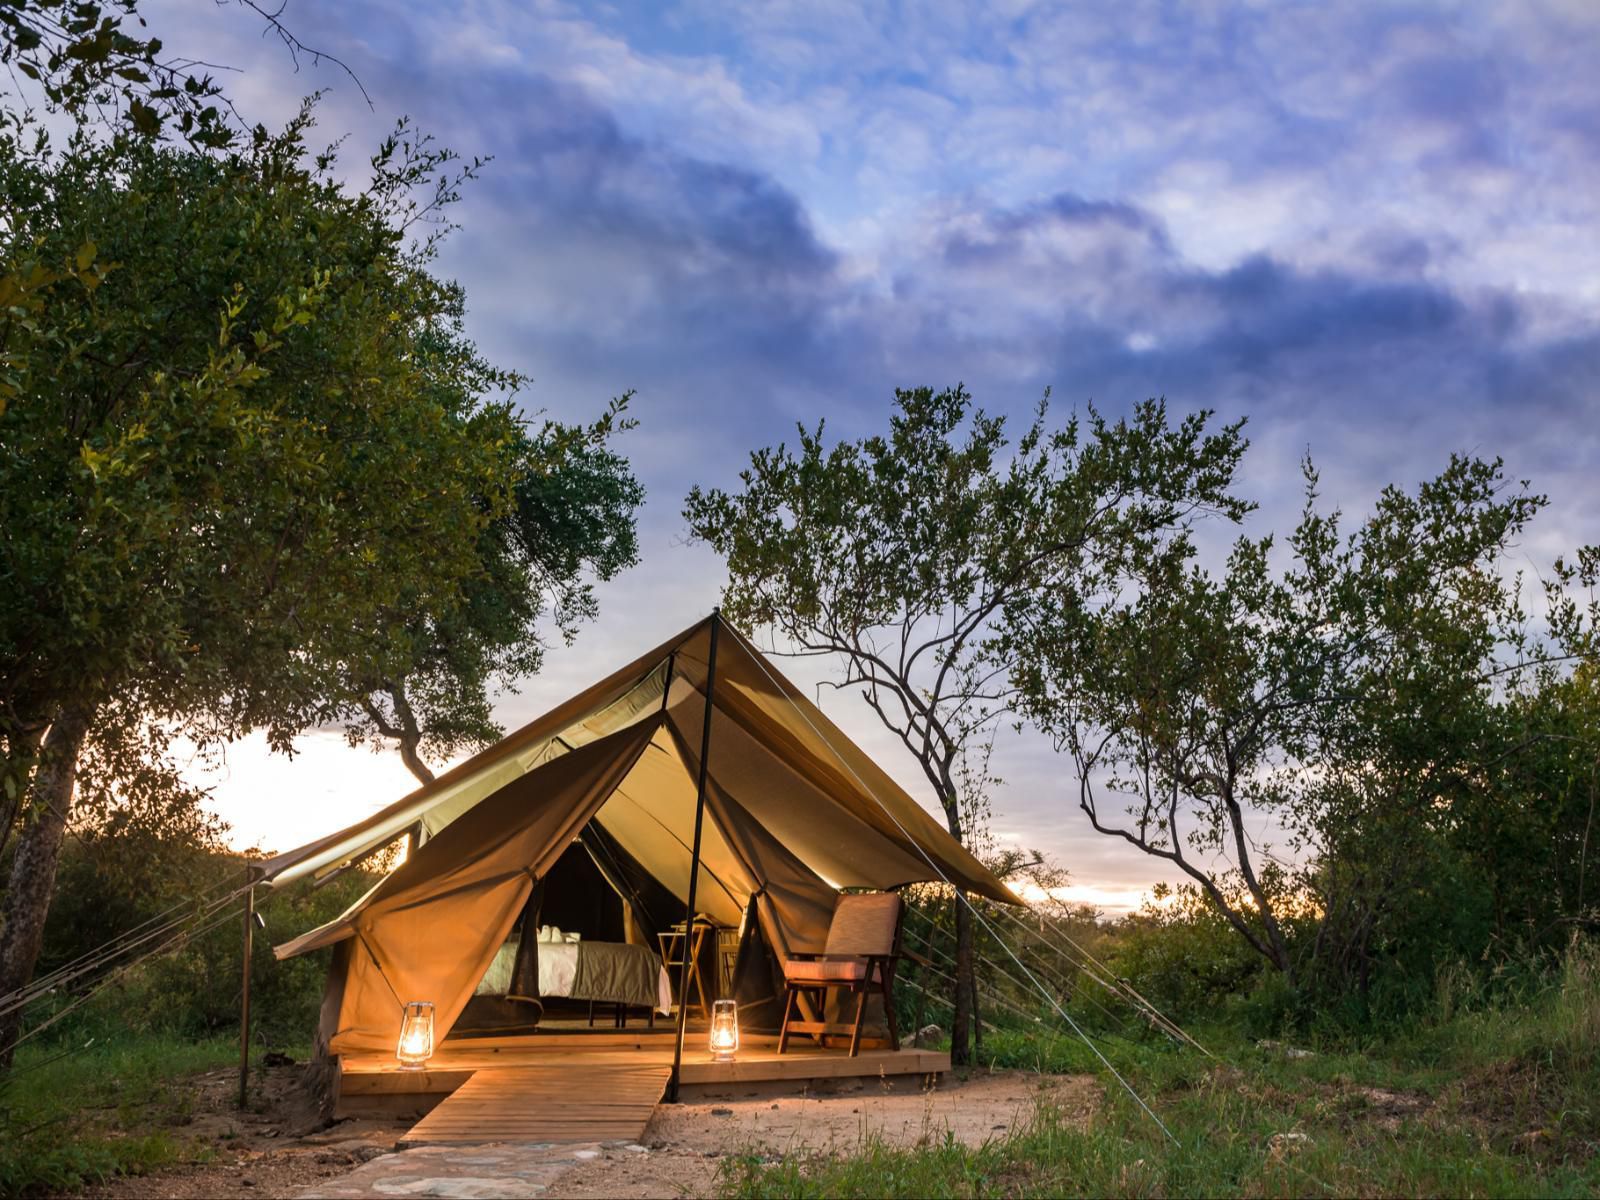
[669,610,719,1101]
[238,869,254,1109]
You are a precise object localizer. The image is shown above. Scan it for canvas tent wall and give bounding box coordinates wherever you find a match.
[262,616,1020,1056]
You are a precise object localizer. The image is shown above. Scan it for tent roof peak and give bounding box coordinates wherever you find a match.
[255,611,1021,908]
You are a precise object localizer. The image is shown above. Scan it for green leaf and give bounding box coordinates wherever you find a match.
[127,98,159,136]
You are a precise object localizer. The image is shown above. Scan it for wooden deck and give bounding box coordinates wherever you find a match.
[397,1061,673,1147]
[336,1030,951,1140]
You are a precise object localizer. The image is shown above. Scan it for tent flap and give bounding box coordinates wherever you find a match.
[316,718,661,1054]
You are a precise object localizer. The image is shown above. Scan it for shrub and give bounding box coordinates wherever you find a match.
[23,835,381,1052]
[1106,889,1272,1025]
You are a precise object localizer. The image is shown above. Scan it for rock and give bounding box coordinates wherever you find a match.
[1257,1039,1315,1060]
[710,1106,733,1117]
[352,1145,388,1163]
[914,1023,945,1047]
[1267,1131,1313,1163]
[240,1179,256,1188]
[1116,1157,1148,1189]
[1513,1129,1548,1152]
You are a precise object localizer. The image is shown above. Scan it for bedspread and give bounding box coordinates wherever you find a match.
[476,939,670,1013]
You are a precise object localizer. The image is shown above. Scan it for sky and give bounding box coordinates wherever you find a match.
[158,0,1600,914]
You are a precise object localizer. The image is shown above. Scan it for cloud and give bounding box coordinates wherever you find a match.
[138,0,1600,895]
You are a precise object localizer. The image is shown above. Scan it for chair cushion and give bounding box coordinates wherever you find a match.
[824,892,901,957]
[783,958,869,983]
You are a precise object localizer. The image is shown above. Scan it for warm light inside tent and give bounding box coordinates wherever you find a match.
[709,999,739,1061]
[396,1001,435,1070]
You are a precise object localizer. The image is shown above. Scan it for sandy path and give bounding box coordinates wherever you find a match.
[305,1070,1098,1199]
[68,1064,1096,1198]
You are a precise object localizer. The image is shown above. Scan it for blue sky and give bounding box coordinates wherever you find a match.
[166,0,1599,911]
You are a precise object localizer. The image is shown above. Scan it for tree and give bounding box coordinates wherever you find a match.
[332,399,644,784]
[684,385,1249,1063]
[1300,546,1599,1002]
[1003,452,1595,1000]
[0,113,526,1062]
[1468,656,1600,935]
[0,0,361,149]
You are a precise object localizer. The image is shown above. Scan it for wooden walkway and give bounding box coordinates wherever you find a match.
[397,1061,672,1147]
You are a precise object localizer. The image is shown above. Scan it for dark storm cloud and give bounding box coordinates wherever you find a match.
[186,2,1594,518]
[395,70,853,440]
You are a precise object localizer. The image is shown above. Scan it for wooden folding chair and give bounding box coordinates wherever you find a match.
[778,891,904,1056]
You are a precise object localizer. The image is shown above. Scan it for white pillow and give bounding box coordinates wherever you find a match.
[564,931,582,943]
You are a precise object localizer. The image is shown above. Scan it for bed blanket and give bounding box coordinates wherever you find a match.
[475,939,669,1012]
[571,941,670,1012]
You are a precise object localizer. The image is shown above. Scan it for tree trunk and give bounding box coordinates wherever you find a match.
[387,683,434,785]
[361,682,436,786]
[1220,786,1292,981]
[0,707,92,1068]
[931,786,977,1069]
[395,727,435,786]
[950,895,975,1067]
[970,929,983,1053]
[0,724,48,865]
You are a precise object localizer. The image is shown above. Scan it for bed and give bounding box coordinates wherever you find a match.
[474,936,672,1014]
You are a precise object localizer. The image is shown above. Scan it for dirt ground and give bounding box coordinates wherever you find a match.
[557,1071,1101,1199]
[73,1061,412,1200]
[69,1065,1098,1199]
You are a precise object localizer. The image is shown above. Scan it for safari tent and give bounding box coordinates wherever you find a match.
[253,614,1018,1120]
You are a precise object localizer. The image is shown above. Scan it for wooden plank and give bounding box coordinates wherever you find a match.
[347,1040,924,1063]
[678,1047,947,1085]
[337,1042,949,1122]
[342,1046,672,1074]
[339,1068,475,1095]
[398,1062,671,1148]
[412,1029,678,1051]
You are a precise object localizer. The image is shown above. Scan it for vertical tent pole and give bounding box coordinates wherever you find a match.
[238,867,255,1109]
[669,610,720,1101]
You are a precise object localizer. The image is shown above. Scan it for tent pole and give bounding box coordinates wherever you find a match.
[659,651,676,715]
[669,611,719,1101]
[238,868,254,1109]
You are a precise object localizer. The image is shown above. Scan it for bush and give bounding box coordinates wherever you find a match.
[1106,890,1273,1026]
[0,1034,234,1195]
[23,834,381,1052]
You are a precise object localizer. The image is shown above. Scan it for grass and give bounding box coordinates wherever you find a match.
[721,944,1600,1198]
[6,944,1598,1197]
[0,1033,239,1196]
